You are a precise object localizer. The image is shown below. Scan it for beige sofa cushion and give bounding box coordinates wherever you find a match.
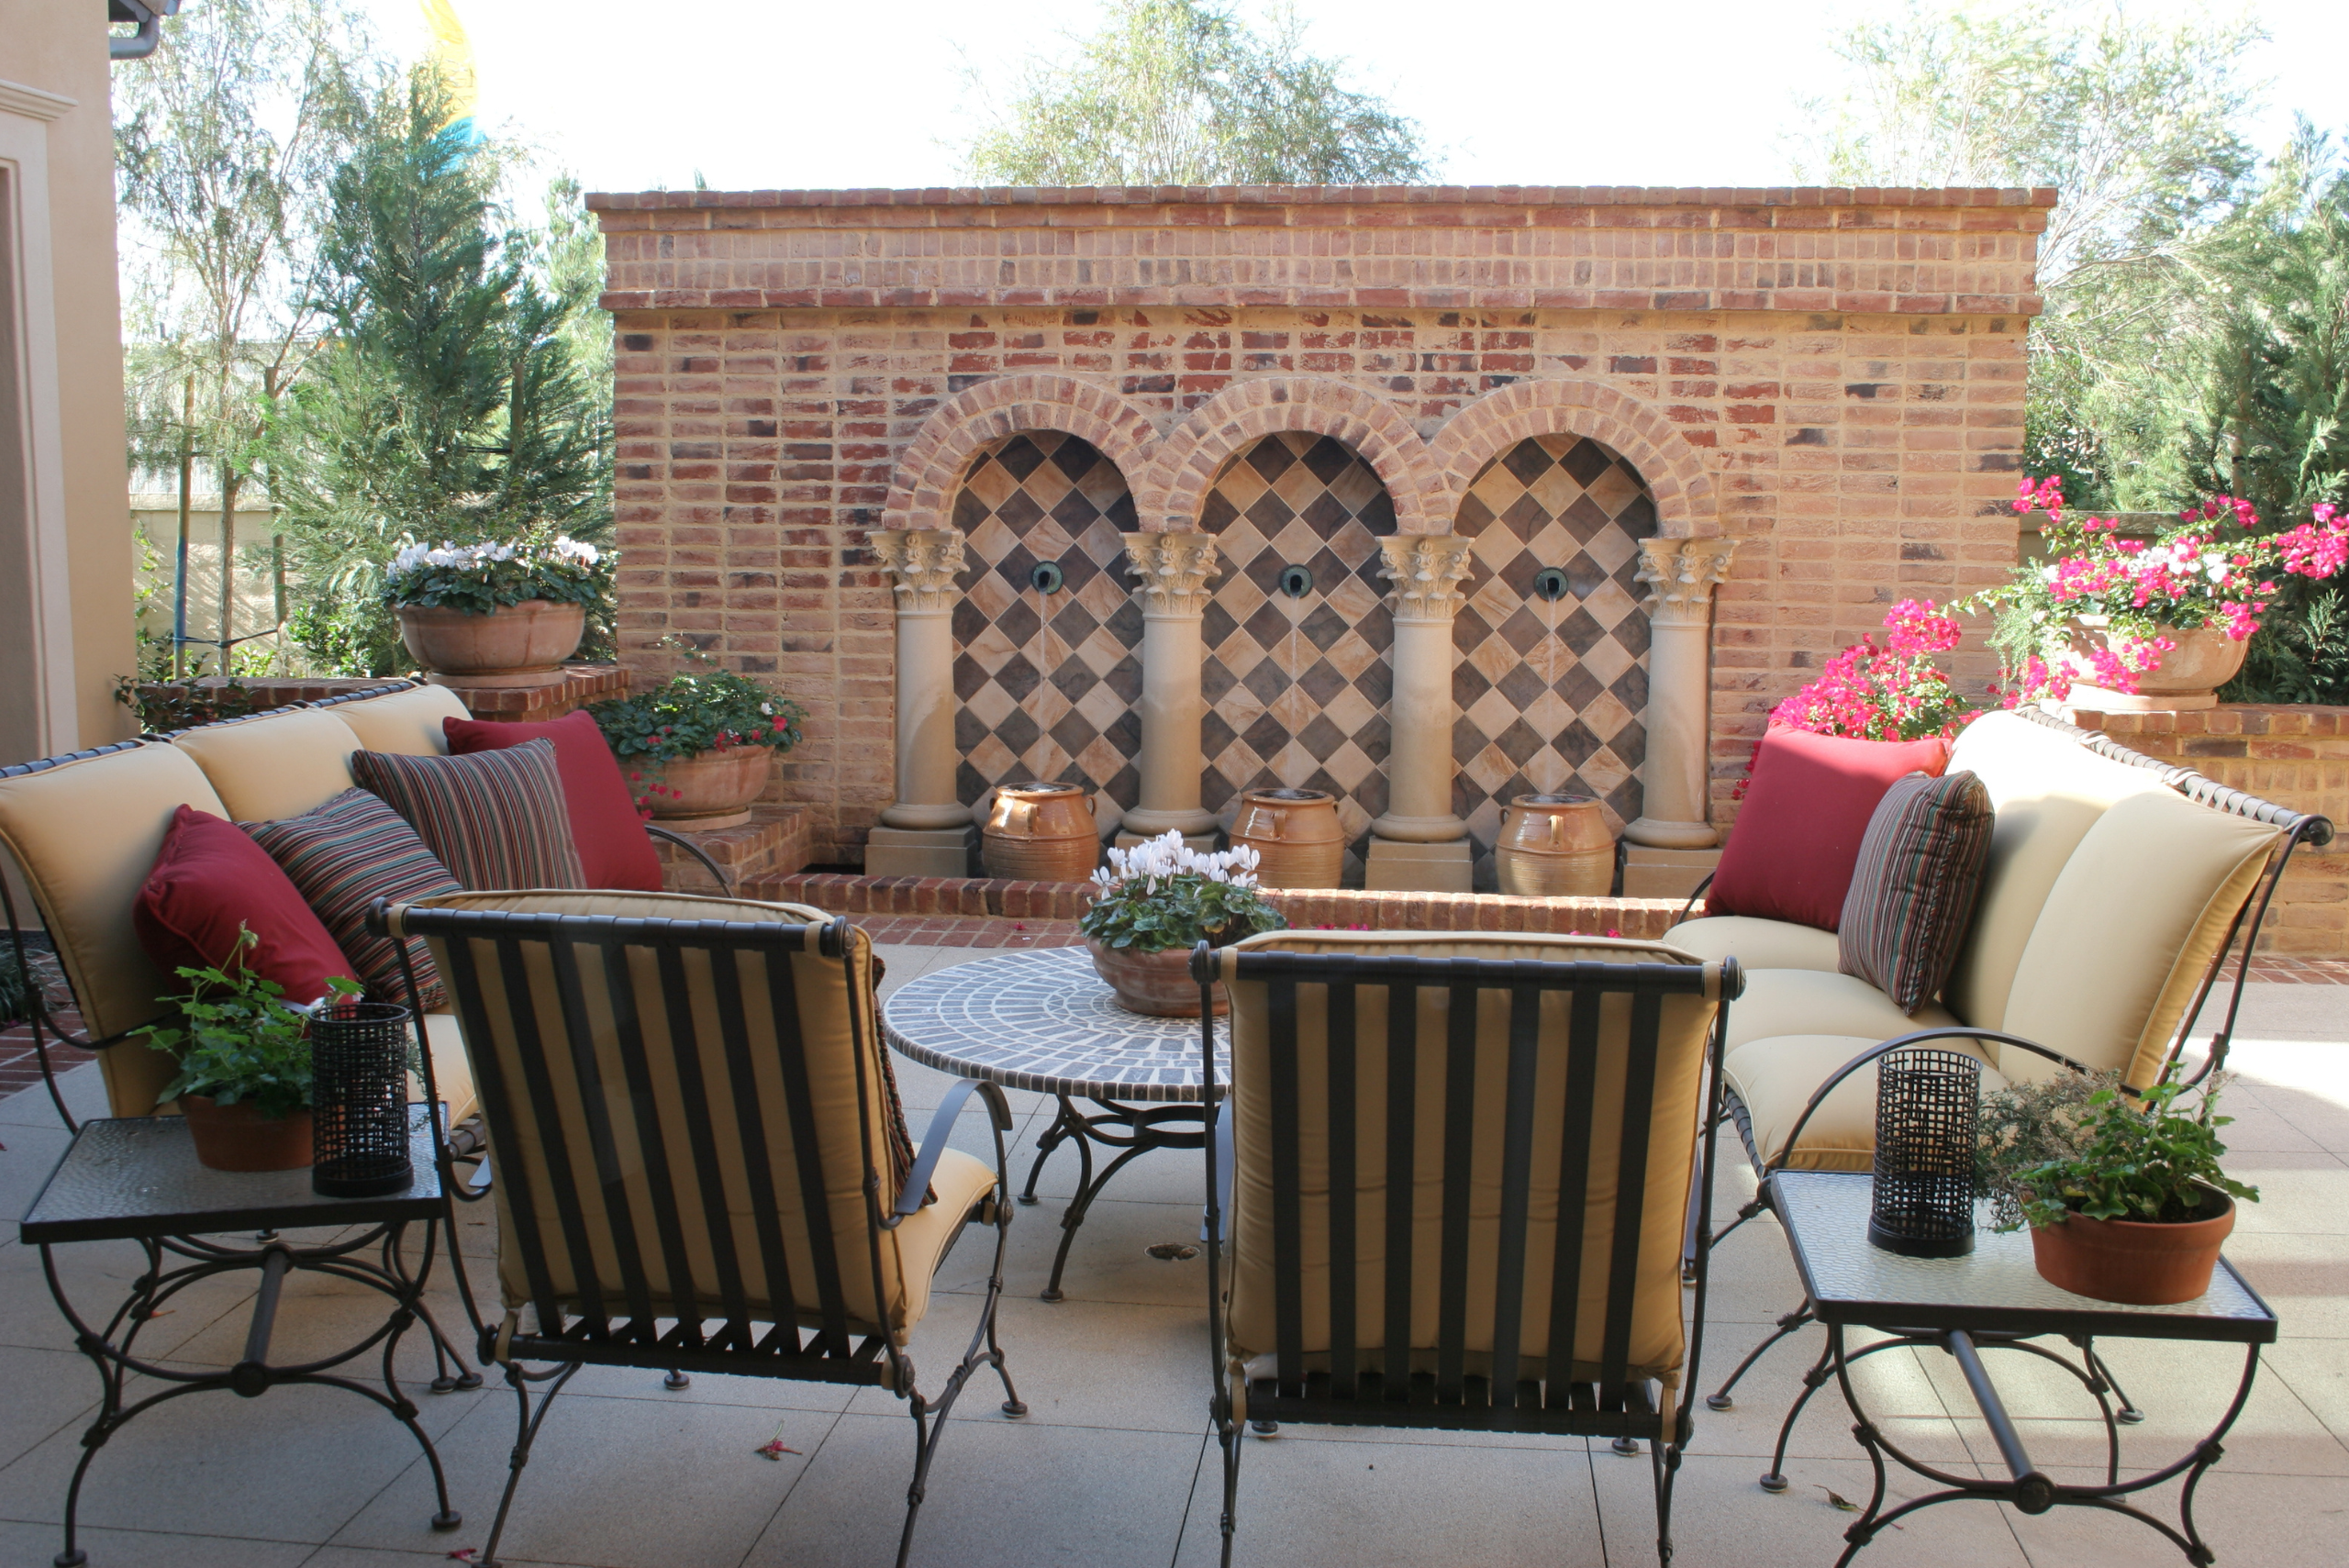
[1719,967,1957,1053]
[0,743,228,1117]
[328,684,471,757]
[1942,711,2168,1033]
[172,708,365,822]
[1665,915,1842,973]
[1724,1032,2008,1172]
[2000,789,2279,1087]
[418,1010,479,1126]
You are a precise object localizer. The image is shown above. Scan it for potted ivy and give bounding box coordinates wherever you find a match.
[383,535,613,688]
[1077,830,1286,1017]
[589,646,807,830]
[131,930,357,1173]
[1979,1069,2259,1307]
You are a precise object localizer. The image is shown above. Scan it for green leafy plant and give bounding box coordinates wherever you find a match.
[1078,830,1286,953]
[1975,1068,2115,1231]
[588,641,805,771]
[130,929,357,1118]
[112,673,272,735]
[2005,1071,2259,1230]
[381,534,613,614]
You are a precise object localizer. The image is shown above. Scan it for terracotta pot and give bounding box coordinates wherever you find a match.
[1230,788,1344,889]
[2028,1192,2235,1306]
[983,783,1099,883]
[396,600,585,689]
[2065,617,2251,712]
[1495,794,1615,898]
[181,1095,315,1173]
[642,746,773,830]
[1087,939,1230,1018]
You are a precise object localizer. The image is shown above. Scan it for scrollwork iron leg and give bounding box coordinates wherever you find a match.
[1709,1302,1814,1410]
[478,1361,578,1568]
[1018,1097,1081,1207]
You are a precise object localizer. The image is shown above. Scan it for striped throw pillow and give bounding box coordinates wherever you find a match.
[244,789,462,1010]
[1837,770,1996,1015]
[351,740,586,893]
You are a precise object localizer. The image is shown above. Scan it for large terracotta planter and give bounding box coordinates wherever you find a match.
[1495,794,1615,897]
[181,1095,314,1173]
[642,746,773,830]
[397,599,585,689]
[983,784,1099,883]
[2066,617,2251,712]
[1230,788,1344,889]
[2029,1193,2235,1306]
[1087,939,1229,1018]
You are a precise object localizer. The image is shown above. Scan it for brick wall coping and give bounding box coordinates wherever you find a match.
[588,184,2058,212]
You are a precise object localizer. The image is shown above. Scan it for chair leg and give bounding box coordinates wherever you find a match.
[1218,1418,1245,1568]
[663,1369,691,1390]
[1706,1302,1813,1411]
[896,1391,937,1568]
[477,1361,579,1568]
[1652,1435,1682,1566]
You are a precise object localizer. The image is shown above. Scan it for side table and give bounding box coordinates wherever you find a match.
[1767,1170,2277,1566]
[18,1104,477,1568]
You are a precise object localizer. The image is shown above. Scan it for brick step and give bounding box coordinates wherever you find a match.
[658,804,812,892]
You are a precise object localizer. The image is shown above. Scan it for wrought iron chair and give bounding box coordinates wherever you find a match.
[1191,931,1742,1567]
[373,893,1024,1568]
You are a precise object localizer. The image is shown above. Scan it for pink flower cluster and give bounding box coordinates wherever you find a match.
[1771,600,1971,743]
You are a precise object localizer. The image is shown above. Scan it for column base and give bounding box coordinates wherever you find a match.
[863,825,979,878]
[1365,839,1475,893]
[1115,828,1219,854]
[877,801,974,831]
[1368,812,1472,844]
[1119,806,1219,838]
[1622,817,1720,850]
[1620,845,1722,900]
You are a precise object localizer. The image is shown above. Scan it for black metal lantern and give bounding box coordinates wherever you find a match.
[310,999,416,1197]
[1869,1045,1980,1257]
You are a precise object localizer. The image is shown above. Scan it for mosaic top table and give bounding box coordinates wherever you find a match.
[1767,1170,2277,1567]
[882,945,1227,1300]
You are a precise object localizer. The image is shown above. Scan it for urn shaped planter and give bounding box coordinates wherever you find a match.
[397,599,585,689]
[2065,617,2251,712]
[1230,788,1344,889]
[641,746,773,830]
[983,784,1100,883]
[1495,794,1616,898]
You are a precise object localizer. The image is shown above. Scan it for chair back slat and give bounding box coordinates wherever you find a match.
[1323,982,1360,1400]
[1435,978,1478,1401]
[1266,978,1306,1395]
[1598,989,1664,1388]
[1380,979,1419,1403]
[650,941,754,1334]
[1487,978,1544,1407]
[706,945,818,1349]
[592,938,704,1336]
[440,931,567,1327]
[546,936,658,1333]
[1543,987,1604,1411]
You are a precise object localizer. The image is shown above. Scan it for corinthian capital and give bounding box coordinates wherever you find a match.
[872,528,965,614]
[1635,537,1741,628]
[1122,532,1220,617]
[1378,535,1475,623]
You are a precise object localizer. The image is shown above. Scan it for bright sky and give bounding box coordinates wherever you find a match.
[366,0,2348,194]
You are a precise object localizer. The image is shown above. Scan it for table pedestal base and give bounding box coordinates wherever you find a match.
[1016,1095,1208,1301]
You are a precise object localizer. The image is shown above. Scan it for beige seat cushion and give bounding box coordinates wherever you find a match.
[1724,1032,2009,1173]
[2000,789,2279,1087]
[172,709,365,822]
[1215,929,1720,1388]
[1720,966,1957,1053]
[0,743,232,1117]
[1942,711,2169,1034]
[418,1010,479,1127]
[1665,915,1842,973]
[328,684,471,757]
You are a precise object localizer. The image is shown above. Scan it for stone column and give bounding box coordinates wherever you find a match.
[1624,537,1740,851]
[1367,535,1476,892]
[866,528,978,876]
[1118,532,1220,849]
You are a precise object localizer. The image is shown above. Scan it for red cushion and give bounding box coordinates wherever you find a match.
[443,709,663,891]
[133,805,356,1005]
[1709,725,1953,932]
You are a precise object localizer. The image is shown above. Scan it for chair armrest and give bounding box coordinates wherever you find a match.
[643,824,733,895]
[1765,1026,2090,1176]
[885,1076,1014,1226]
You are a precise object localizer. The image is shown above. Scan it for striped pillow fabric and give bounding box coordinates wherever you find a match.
[351,740,586,893]
[244,789,462,1009]
[1837,770,1996,1015]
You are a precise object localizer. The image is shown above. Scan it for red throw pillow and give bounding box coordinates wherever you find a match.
[444,709,663,891]
[134,805,356,1006]
[1708,724,1953,932]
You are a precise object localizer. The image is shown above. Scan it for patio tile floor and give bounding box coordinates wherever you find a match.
[0,946,2339,1567]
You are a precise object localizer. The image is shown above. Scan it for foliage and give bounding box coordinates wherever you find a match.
[381,536,611,613]
[1975,1068,2114,1232]
[2008,1071,2259,1229]
[1078,831,1286,953]
[111,674,272,735]
[130,929,358,1118]
[965,1,1431,186]
[1769,600,1974,743]
[589,643,806,778]
[0,945,32,1028]
[258,72,613,675]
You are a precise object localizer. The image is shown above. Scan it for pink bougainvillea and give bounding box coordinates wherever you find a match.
[1770,599,1973,743]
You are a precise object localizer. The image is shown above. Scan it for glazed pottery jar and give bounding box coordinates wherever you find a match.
[641,747,773,830]
[982,783,1100,883]
[1495,794,1615,898]
[1230,787,1344,889]
[2066,617,2250,712]
[396,599,586,689]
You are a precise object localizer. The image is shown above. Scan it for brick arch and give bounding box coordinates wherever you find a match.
[1428,379,1721,538]
[1141,377,1445,534]
[880,373,1161,528]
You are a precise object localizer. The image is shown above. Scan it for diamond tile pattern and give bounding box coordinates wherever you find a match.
[1198,432,1397,883]
[1452,435,1659,889]
[949,433,1143,813]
